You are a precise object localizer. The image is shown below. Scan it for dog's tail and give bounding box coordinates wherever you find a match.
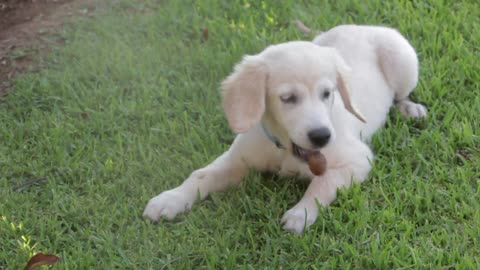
[294,20,322,36]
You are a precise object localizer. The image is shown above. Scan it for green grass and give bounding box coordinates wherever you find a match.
[1,0,479,269]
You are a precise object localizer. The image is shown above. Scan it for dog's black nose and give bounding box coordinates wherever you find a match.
[308,128,331,148]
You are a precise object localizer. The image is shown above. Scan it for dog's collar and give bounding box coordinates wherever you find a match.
[261,123,286,149]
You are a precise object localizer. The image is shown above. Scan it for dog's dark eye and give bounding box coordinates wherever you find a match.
[280,94,297,104]
[322,90,331,100]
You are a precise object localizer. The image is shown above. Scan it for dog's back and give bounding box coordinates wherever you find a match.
[314,25,420,140]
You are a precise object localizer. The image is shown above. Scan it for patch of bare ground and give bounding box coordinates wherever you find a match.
[0,0,97,95]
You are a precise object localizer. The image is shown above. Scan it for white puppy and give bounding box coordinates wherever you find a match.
[143,25,427,234]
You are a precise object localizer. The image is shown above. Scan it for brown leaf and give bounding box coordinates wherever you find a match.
[294,20,311,34]
[308,151,327,176]
[25,253,60,270]
[202,27,209,42]
[456,149,472,160]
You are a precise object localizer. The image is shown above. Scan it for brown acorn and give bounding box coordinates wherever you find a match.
[307,151,327,176]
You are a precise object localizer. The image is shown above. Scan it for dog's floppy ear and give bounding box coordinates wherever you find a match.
[221,55,268,133]
[334,53,367,123]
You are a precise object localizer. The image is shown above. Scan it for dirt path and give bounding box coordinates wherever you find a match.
[0,0,97,95]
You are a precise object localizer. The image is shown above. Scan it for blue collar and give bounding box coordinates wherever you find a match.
[261,123,286,149]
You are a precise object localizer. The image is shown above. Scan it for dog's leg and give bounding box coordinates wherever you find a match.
[395,99,427,118]
[376,30,427,119]
[143,147,246,221]
[143,128,274,221]
[281,140,373,234]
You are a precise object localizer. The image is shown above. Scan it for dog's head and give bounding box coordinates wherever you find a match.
[221,41,365,159]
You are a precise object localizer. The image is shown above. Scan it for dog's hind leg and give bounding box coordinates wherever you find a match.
[377,29,427,118]
[394,99,427,118]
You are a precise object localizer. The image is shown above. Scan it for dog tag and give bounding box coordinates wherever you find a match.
[308,152,327,176]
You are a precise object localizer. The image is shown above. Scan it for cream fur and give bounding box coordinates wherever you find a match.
[143,25,427,234]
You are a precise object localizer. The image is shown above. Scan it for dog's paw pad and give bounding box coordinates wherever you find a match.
[143,190,191,222]
[397,100,427,118]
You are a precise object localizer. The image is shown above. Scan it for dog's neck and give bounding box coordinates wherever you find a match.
[261,123,285,149]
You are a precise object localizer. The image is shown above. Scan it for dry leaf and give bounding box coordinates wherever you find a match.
[456,149,472,160]
[25,253,60,270]
[307,151,327,176]
[294,20,312,34]
[202,27,209,41]
[81,112,89,120]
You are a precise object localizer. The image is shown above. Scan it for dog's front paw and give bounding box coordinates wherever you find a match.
[397,99,427,118]
[281,203,318,234]
[143,189,193,221]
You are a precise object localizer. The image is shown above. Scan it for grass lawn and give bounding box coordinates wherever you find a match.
[1,0,479,269]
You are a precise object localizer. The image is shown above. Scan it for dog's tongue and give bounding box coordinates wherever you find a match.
[307,151,327,176]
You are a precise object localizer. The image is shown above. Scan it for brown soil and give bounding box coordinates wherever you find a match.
[0,0,96,95]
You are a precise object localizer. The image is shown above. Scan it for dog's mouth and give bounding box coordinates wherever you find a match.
[292,142,319,162]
